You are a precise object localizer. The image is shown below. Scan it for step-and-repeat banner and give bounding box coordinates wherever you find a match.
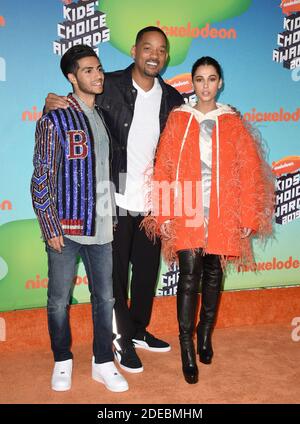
[0,0,299,311]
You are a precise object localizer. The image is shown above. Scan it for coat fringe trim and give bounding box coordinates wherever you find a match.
[141,114,275,271]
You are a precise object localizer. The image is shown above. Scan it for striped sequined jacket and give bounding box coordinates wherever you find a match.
[31,94,106,240]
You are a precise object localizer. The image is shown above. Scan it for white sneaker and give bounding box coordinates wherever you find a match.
[92,359,129,392]
[51,359,73,391]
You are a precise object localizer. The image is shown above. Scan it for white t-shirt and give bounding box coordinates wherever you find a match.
[115,78,162,212]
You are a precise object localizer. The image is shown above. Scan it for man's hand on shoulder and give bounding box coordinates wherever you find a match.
[45,93,69,113]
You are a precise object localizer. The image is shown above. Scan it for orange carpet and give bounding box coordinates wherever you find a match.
[0,286,299,353]
[0,287,299,404]
[0,326,299,404]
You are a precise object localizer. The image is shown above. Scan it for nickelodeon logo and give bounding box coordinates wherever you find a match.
[272,156,300,177]
[237,255,300,272]
[156,21,236,39]
[0,16,5,27]
[0,200,12,211]
[166,73,192,94]
[22,106,43,122]
[280,0,300,14]
[25,274,89,289]
[166,73,196,104]
[243,107,300,122]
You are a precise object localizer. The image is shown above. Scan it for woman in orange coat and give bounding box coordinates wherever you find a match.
[143,57,274,384]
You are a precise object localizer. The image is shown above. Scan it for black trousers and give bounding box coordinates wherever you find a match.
[112,208,161,346]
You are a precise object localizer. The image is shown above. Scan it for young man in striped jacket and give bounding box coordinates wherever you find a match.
[31,45,128,393]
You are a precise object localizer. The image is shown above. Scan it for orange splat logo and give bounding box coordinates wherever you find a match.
[272,156,300,176]
[280,0,300,14]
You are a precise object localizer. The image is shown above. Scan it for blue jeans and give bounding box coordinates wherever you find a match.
[46,238,114,364]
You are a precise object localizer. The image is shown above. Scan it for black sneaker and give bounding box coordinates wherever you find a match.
[132,331,171,352]
[114,343,143,374]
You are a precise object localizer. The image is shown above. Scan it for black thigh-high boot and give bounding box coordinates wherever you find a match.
[177,250,202,384]
[197,254,223,364]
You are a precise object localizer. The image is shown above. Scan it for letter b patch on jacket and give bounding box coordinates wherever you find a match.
[67,130,88,159]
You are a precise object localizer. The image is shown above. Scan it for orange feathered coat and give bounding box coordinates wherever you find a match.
[143,104,274,265]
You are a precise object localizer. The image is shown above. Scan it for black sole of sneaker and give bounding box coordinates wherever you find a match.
[132,339,171,352]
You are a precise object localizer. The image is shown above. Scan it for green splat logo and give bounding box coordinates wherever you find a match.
[100,0,252,65]
[0,220,48,311]
[0,219,172,311]
[0,220,90,311]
